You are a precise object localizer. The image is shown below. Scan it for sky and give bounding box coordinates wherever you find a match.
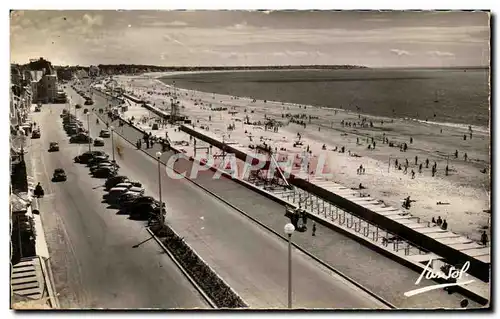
[10,10,490,67]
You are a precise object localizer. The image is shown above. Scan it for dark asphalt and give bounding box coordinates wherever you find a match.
[86,82,481,309]
[29,102,210,308]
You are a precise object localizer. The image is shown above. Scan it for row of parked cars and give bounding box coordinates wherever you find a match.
[61,110,107,146]
[71,84,94,105]
[75,150,166,221]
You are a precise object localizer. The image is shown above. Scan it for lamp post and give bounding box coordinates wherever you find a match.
[110,126,115,168]
[156,151,164,227]
[86,112,92,152]
[284,223,295,309]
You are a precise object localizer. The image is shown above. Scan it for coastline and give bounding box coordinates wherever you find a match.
[152,71,489,132]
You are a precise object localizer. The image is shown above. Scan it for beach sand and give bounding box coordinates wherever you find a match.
[113,74,491,242]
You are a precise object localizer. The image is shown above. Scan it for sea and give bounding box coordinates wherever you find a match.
[159,68,490,129]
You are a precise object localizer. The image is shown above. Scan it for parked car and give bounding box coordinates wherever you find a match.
[92,167,117,178]
[84,99,94,105]
[99,129,111,138]
[48,142,59,152]
[74,151,108,164]
[93,137,105,147]
[70,133,92,144]
[105,187,129,204]
[129,203,156,220]
[117,192,142,208]
[105,175,129,190]
[87,156,110,167]
[90,162,119,173]
[75,104,82,109]
[52,168,67,182]
[35,106,41,112]
[114,182,145,195]
[31,130,41,139]
[121,196,158,212]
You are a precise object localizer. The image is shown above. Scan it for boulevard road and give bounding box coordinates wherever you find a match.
[29,103,210,308]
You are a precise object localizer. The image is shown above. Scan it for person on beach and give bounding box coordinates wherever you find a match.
[463,134,467,140]
[410,137,413,144]
[405,159,409,167]
[432,217,436,223]
[436,216,443,226]
[464,153,468,161]
[404,165,408,174]
[415,155,418,165]
[395,159,399,168]
[441,219,448,230]
[419,163,423,173]
[411,170,415,179]
[455,150,458,158]
[432,166,436,177]
[445,165,449,176]
[426,158,429,168]
[481,231,488,246]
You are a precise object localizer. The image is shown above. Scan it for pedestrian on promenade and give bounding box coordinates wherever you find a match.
[312,222,317,236]
[481,231,488,246]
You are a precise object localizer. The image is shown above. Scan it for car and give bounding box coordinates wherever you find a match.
[48,142,59,152]
[70,133,92,144]
[90,162,119,173]
[35,106,41,112]
[87,156,110,167]
[122,196,158,211]
[74,151,108,164]
[84,99,94,105]
[99,130,111,138]
[75,104,82,109]
[129,203,156,220]
[31,130,41,139]
[92,167,117,178]
[117,192,142,207]
[105,175,129,190]
[93,137,105,147]
[106,187,129,204]
[52,168,67,182]
[114,183,145,195]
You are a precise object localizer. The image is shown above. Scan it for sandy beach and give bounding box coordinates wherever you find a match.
[112,73,490,242]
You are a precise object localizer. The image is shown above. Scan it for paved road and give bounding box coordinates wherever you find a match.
[85,83,481,309]
[63,87,391,309]
[29,104,210,309]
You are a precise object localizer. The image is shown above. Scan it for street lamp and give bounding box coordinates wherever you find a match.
[284,223,295,309]
[156,151,164,227]
[110,126,115,168]
[86,112,92,152]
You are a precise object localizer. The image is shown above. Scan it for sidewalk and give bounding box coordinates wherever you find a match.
[10,111,59,309]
